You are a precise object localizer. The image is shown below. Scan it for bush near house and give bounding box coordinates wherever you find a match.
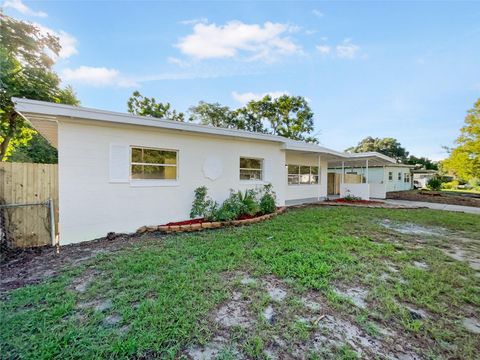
[426,176,443,191]
[441,180,460,190]
[190,184,277,222]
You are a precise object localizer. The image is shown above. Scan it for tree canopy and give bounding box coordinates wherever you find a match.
[127,91,185,121]
[441,98,480,181]
[405,155,438,170]
[130,92,318,143]
[0,14,79,161]
[345,136,409,162]
[188,101,236,128]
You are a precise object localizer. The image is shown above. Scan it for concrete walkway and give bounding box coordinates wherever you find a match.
[384,199,480,215]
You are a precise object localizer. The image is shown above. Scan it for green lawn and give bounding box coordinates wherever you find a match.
[440,188,480,195]
[1,207,480,359]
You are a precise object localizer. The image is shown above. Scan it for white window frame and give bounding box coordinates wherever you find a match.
[388,171,393,181]
[404,173,410,183]
[287,164,320,186]
[397,172,402,181]
[239,157,264,182]
[130,146,179,187]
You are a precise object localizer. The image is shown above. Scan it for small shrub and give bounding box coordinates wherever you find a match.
[426,177,443,191]
[190,186,216,219]
[258,183,277,214]
[467,178,480,189]
[441,180,459,190]
[237,189,260,216]
[190,184,277,222]
[342,192,363,201]
[214,190,244,221]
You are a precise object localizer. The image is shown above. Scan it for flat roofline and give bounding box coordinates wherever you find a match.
[12,97,397,165]
[13,97,289,144]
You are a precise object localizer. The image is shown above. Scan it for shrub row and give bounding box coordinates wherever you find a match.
[190,184,277,222]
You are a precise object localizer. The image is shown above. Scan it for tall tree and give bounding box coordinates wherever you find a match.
[127,91,185,121]
[0,14,79,161]
[246,95,317,143]
[442,98,480,181]
[346,137,409,162]
[7,132,58,164]
[188,101,235,128]
[406,155,438,170]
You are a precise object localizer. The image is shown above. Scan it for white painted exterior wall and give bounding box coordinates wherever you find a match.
[58,120,288,244]
[370,183,387,199]
[285,152,328,202]
[340,184,370,200]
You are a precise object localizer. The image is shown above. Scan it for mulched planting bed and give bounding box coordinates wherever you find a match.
[138,207,286,234]
[326,199,384,204]
[387,190,480,207]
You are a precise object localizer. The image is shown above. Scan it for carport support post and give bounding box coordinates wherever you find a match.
[341,161,345,183]
[317,154,321,200]
[365,159,369,183]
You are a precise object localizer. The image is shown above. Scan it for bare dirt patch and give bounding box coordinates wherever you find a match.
[0,233,144,293]
[380,219,446,236]
[387,190,480,207]
[334,286,369,309]
[189,272,424,359]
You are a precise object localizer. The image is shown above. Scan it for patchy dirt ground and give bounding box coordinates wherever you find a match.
[183,272,422,359]
[0,232,141,293]
[379,219,480,275]
[387,190,480,208]
[2,207,479,359]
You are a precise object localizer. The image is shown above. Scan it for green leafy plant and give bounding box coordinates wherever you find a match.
[190,186,215,219]
[440,180,460,190]
[426,176,443,191]
[258,183,277,214]
[214,190,245,221]
[237,189,260,216]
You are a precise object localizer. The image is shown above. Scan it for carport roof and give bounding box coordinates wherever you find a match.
[12,97,397,166]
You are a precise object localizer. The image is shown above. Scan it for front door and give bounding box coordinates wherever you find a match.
[328,173,335,195]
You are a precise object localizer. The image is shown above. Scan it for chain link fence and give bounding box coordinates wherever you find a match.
[0,200,55,260]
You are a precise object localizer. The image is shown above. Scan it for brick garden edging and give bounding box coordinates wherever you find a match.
[137,207,287,234]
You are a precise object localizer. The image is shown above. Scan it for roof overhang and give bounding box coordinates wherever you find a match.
[12,98,398,167]
[13,97,288,149]
[327,152,397,167]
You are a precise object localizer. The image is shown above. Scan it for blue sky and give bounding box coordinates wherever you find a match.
[3,1,480,160]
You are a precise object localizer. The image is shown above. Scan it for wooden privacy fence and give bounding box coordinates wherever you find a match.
[0,162,58,248]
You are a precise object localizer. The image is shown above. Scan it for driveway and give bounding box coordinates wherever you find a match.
[384,199,480,215]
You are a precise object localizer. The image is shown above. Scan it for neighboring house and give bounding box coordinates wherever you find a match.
[14,98,398,244]
[412,169,438,188]
[328,164,414,195]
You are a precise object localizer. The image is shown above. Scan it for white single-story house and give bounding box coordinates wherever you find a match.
[14,98,399,245]
[412,169,438,189]
[328,164,414,196]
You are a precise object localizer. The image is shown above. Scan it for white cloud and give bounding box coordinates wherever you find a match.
[2,0,47,17]
[335,39,360,59]
[56,30,78,58]
[61,66,138,87]
[231,91,289,104]
[312,9,324,18]
[179,17,208,25]
[316,45,331,54]
[34,23,78,59]
[176,20,301,62]
[167,56,190,67]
